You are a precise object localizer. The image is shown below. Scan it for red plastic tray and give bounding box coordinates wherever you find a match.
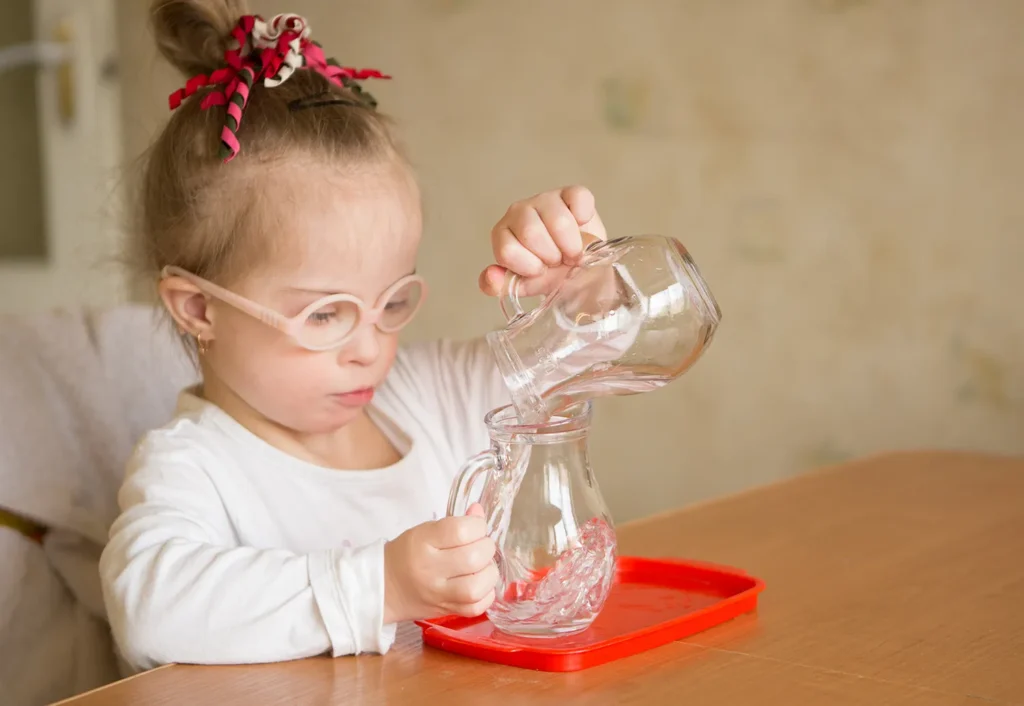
[416,555,765,672]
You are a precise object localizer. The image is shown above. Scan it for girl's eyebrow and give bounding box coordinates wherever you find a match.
[284,270,418,296]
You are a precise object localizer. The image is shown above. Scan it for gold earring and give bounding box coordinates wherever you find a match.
[196,333,210,355]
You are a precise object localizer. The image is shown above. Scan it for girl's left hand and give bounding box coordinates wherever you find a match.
[478,185,607,297]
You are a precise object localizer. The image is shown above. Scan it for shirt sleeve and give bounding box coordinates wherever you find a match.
[99,439,395,670]
[392,337,511,464]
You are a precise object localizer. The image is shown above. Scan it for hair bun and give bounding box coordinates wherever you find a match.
[150,0,250,77]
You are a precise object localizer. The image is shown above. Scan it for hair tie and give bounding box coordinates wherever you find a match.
[167,14,390,163]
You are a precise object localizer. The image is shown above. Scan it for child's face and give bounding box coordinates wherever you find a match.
[207,157,422,434]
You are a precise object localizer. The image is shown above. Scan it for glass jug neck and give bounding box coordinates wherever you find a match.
[483,400,593,445]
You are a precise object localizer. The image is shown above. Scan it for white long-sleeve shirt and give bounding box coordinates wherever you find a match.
[99,338,508,671]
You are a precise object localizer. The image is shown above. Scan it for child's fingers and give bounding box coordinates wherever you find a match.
[511,207,563,267]
[478,264,570,299]
[466,503,485,518]
[535,193,585,264]
[514,266,571,297]
[429,515,488,549]
[484,187,605,298]
[445,587,496,618]
[443,560,499,606]
[440,535,496,578]
[560,185,597,228]
[492,226,546,277]
[478,265,506,297]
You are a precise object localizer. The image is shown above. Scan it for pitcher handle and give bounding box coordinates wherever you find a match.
[497,231,606,323]
[498,273,527,322]
[447,450,498,517]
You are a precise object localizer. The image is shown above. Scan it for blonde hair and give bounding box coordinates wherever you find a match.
[128,0,405,294]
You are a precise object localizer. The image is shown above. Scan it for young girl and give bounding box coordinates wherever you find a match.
[99,0,607,670]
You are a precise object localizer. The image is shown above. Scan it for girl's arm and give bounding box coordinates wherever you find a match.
[99,448,393,670]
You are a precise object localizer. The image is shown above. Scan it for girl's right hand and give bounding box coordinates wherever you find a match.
[479,185,607,298]
[382,506,497,624]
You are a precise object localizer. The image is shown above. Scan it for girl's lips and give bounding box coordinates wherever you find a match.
[332,388,375,407]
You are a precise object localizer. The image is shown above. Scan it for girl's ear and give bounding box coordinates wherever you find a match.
[159,276,216,342]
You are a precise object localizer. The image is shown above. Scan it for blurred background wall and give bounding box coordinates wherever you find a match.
[7,0,1023,522]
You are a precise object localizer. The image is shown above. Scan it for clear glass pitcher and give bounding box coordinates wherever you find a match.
[448,402,616,637]
[486,234,722,423]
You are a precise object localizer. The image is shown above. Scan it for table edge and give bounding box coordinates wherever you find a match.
[50,665,176,706]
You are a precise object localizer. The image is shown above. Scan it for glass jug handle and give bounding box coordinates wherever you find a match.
[498,231,605,323]
[498,274,527,322]
[447,450,498,517]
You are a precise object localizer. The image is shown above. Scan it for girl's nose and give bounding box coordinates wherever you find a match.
[337,319,381,366]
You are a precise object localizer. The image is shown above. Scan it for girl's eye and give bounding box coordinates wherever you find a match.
[307,310,336,325]
[384,300,409,311]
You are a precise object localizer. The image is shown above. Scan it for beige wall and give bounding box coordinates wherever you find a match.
[116,0,1024,522]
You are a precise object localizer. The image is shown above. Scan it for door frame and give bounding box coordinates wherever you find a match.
[0,0,124,313]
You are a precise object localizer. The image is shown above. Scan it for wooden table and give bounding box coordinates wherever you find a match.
[58,451,1024,705]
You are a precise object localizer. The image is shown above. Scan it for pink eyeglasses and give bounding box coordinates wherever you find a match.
[162,266,428,351]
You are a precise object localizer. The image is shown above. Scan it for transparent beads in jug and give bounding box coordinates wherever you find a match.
[448,402,615,637]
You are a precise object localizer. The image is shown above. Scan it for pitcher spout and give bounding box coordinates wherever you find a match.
[486,329,548,424]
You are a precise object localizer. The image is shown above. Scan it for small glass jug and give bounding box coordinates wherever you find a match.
[487,234,722,423]
[448,402,616,637]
